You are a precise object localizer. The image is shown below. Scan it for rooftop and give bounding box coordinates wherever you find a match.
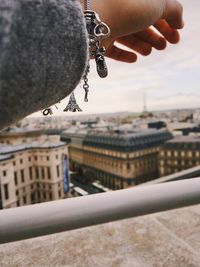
[0,154,13,162]
[167,136,200,143]
[0,204,199,267]
[163,136,200,150]
[62,129,172,152]
[0,141,67,155]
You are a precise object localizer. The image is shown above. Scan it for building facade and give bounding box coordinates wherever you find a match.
[0,141,68,209]
[61,130,172,189]
[159,136,200,177]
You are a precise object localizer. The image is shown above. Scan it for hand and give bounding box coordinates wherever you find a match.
[87,0,184,62]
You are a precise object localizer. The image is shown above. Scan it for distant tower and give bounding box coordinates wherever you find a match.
[143,90,147,113]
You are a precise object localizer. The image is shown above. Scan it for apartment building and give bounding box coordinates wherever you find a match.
[61,129,172,189]
[0,141,69,209]
[159,136,200,176]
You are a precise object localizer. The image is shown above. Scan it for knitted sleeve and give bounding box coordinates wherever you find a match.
[0,0,87,130]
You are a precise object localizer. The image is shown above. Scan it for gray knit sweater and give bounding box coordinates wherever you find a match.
[0,0,87,130]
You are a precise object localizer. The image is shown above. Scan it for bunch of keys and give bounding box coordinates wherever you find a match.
[83,10,111,101]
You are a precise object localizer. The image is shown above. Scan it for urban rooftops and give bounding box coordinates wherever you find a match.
[62,129,172,152]
[0,141,66,155]
[163,136,200,150]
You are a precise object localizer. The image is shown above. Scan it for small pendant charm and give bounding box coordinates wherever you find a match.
[95,47,108,78]
[63,92,82,112]
[43,108,53,116]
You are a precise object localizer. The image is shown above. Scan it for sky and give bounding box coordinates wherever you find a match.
[31,0,200,118]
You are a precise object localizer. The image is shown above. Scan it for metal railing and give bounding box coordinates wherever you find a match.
[0,178,200,244]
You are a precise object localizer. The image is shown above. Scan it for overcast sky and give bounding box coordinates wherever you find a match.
[31,0,200,118]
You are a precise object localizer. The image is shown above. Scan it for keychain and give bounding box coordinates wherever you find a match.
[65,6,110,111]
[43,0,111,115]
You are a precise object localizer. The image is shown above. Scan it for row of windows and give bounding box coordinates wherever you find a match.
[16,189,62,206]
[14,169,25,185]
[14,166,55,186]
[9,154,61,168]
[78,146,157,159]
[28,154,59,162]
[161,150,200,158]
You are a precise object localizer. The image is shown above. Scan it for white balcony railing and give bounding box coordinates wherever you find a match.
[0,178,200,244]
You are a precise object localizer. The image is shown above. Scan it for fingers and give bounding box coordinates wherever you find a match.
[134,28,167,50]
[162,0,184,29]
[106,45,137,63]
[116,27,167,58]
[154,19,180,44]
[117,35,152,56]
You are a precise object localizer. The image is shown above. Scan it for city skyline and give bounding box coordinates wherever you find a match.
[30,0,200,118]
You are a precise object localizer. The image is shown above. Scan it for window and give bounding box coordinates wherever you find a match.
[21,170,25,183]
[29,167,33,180]
[49,192,52,200]
[31,193,35,203]
[14,171,18,185]
[181,151,185,157]
[28,156,31,162]
[3,170,7,177]
[46,156,49,161]
[16,190,19,196]
[167,151,171,157]
[47,167,51,179]
[13,161,16,166]
[127,163,131,170]
[20,159,23,164]
[35,167,39,179]
[174,151,178,157]
[23,196,27,204]
[4,184,9,200]
[35,156,38,161]
[42,168,45,179]
[56,165,60,177]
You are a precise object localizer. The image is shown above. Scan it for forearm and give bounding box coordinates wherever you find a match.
[0,0,87,130]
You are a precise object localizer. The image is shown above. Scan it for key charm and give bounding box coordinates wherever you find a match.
[95,47,108,78]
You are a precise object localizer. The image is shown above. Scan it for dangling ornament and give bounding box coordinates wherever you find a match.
[43,108,53,116]
[63,92,82,112]
[42,0,110,116]
[64,3,110,113]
